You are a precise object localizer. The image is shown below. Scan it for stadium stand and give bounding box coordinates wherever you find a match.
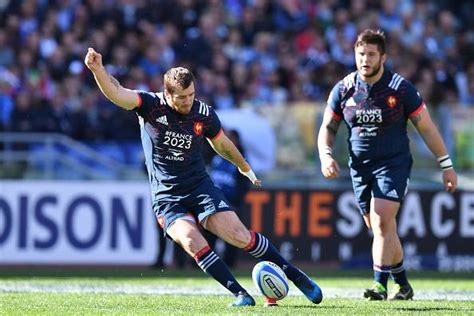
[0,0,473,180]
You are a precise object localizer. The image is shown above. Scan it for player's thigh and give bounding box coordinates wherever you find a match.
[167,217,209,257]
[373,158,411,204]
[204,211,251,248]
[369,197,400,233]
[184,177,234,225]
[370,159,410,228]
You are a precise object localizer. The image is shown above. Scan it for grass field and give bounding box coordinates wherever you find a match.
[0,268,473,315]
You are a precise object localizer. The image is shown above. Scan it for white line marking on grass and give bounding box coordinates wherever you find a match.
[1,282,473,301]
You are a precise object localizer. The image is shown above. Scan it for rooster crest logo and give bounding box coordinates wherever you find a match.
[387,95,397,108]
[193,122,203,135]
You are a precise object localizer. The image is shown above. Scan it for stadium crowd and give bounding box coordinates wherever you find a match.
[0,0,473,143]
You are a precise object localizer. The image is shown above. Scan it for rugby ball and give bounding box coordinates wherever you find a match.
[252,261,289,300]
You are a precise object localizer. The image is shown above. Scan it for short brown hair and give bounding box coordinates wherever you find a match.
[354,29,386,55]
[164,67,195,94]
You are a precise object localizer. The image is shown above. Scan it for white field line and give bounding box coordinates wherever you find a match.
[0,281,473,301]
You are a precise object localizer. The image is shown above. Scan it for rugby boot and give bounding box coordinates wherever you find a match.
[389,283,414,300]
[363,282,387,300]
[229,291,256,307]
[293,272,323,304]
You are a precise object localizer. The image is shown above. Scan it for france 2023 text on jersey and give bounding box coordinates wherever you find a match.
[327,70,424,168]
[134,91,222,194]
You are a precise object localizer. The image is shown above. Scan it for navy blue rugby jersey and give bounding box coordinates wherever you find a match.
[327,69,424,167]
[134,91,222,194]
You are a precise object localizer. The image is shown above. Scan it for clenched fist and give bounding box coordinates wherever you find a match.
[84,47,103,72]
[320,155,340,178]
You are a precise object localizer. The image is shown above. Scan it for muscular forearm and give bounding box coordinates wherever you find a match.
[208,136,249,171]
[412,108,449,158]
[318,119,339,159]
[92,67,119,99]
[91,67,137,110]
[318,129,336,157]
[317,109,340,159]
[217,142,249,171]
[417,125,449,158]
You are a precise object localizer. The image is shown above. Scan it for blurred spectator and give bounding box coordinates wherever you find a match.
[378,0,402,33]
[0,30,14,67]
[0,80,14,130]
[0,0,472,171]
[273,0,309,34]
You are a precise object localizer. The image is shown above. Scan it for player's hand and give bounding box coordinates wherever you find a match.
[442,168,457,193]
[238,167,262,187]
[320,156,340,178]
[84,47,104,72]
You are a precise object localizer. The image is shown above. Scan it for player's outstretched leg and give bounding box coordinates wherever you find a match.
[204,212,321,304]
[193,245,255,307]
[168,217,255,307]
[243,231,323,304]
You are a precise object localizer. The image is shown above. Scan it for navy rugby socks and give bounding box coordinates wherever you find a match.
[194,246,246,296]
[244,231,304,282]
[390,260,409,286]
[373,263,391,290]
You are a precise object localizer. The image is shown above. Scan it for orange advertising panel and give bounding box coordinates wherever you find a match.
[240,189,474,271]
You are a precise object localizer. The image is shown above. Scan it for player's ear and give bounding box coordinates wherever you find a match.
[164,89,172,101]
[381,54,387,64]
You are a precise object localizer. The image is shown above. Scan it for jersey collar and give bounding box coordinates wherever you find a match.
[356,69,391,92]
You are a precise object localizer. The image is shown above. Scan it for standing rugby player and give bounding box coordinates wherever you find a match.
[317,29,457,300]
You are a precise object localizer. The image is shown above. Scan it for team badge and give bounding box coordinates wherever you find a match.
[387,95,397,108]
[193,122,203,135]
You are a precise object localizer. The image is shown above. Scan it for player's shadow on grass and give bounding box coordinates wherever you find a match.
[287,305,474,313]
[287,304,351,310]
[395,307,474,312]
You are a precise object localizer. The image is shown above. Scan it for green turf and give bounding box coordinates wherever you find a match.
[0,293,473,315]
[0,268,473,315]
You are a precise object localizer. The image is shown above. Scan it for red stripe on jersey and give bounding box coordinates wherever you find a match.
[136,92,142,108]
[193,245,211,260]
[156,216,165,229]
[209,128,223,141]
[243,231,256,251]
[328,108,342,121]
[409,102,425,118]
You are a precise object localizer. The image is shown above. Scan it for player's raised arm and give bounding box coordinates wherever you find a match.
[208,131,262,187]
[409,106,458,192]
[317,105,341,178]
[84,47,139,110]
